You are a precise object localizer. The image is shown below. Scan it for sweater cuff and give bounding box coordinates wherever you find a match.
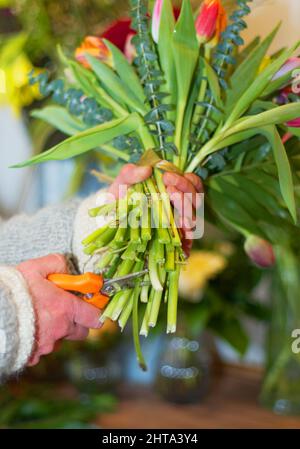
[72,189,108,272]
[0,267,35,372]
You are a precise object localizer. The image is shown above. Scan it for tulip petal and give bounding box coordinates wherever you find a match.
[152,0,163,43]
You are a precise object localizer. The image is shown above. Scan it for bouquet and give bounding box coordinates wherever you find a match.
[15,0,300,369]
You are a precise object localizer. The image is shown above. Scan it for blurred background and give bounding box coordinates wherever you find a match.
[1,0,300,429]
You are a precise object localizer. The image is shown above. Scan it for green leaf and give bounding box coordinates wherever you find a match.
[228,103,300,135]
[203,58,223,108]
[226,41,300,126]
[236,36,260,65]
[226,24,280,114]
[103,39,145,103]
[156,0,177,121]
[31,106,86,136]
[13,113,142,167]
[260,125,297,223]
[86,54,146,115]
[208,186,262,236]
[173,0,199,149]
[210,315,249,356]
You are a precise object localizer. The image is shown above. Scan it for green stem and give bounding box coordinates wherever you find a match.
[132,283,147,371]
[149,236,163,292]
[167,263,180,333]
[100,144,130,162]
[140,289,154,337]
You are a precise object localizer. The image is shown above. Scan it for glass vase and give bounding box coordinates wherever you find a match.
[260,251,300,415]
[155,322,211,404]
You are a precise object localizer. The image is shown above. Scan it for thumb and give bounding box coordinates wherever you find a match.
[34,254,69,277]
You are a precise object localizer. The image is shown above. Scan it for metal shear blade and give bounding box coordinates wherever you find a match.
[102,269,149,296]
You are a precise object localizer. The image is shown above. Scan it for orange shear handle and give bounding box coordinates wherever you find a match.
[47,273,109,310]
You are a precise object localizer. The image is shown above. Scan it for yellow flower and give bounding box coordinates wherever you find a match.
[0,53,41,114]
[258,56,271,74]
[179,250,227,301]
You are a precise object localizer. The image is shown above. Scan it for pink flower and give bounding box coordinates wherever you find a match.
[244,235,275,268]
[151,0,164,44]
[272,57,300,81]
[287,118,300,128]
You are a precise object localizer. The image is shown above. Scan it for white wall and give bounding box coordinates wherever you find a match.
[244,0,300,53]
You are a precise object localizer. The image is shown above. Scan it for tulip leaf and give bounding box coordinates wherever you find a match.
[31,106,87,136]
[13,113,142,167]
[226,41,300,126]
[156,0,176,121]
[203,58,223,108]
[260,125,297,223]
[208,184,263,237]
[172,0,199,149]
[227,103,300,134]
[103,39,145,103]
[225,24,280,114]
[86,54,147,115]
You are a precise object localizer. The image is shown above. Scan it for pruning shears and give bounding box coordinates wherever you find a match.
[48,270,148,310]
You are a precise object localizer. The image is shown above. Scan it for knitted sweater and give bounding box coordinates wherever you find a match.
[0,193,100,381]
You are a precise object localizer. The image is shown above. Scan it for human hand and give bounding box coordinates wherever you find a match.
[163,172,203,256]
[17,254,102,367]
[108,164,203,256]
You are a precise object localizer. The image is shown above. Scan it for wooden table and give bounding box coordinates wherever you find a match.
[98,365,300,429]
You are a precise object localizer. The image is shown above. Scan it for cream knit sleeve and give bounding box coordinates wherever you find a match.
[0,267,35,381]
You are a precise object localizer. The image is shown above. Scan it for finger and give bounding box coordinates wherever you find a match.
[118,164,152,185]
[28,355,40,367]
[166,186,194,231]
[109,164,152,199]
[163,172,198,208]
[184,173,203,193]
[69,296,103,329]
[182,238,193,258]
[35,254,68,277]
[66,325,89,341]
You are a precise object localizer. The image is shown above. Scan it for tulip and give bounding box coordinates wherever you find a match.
[151,0,163,44]
[244,235,275,268]
[124,33,136,63]
[75,36,113,69]
[286,118,300,128]
[272,57,300,81]
[195,0,227,44]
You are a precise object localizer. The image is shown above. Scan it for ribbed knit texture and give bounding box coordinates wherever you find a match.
[0,198,80,379]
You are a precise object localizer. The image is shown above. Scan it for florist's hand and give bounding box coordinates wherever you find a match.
[108,163,152,199]
[163,172,203,256]
[17,254,102,367]
[108,164,203,256]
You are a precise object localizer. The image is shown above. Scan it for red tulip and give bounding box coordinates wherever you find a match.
[195,0,227,44]
[124,33,136,63]
[244,235,275,268]
[75,36,113,69]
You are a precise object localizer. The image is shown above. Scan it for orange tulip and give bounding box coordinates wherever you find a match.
[195,0,227,44]
[75,36,113,69]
